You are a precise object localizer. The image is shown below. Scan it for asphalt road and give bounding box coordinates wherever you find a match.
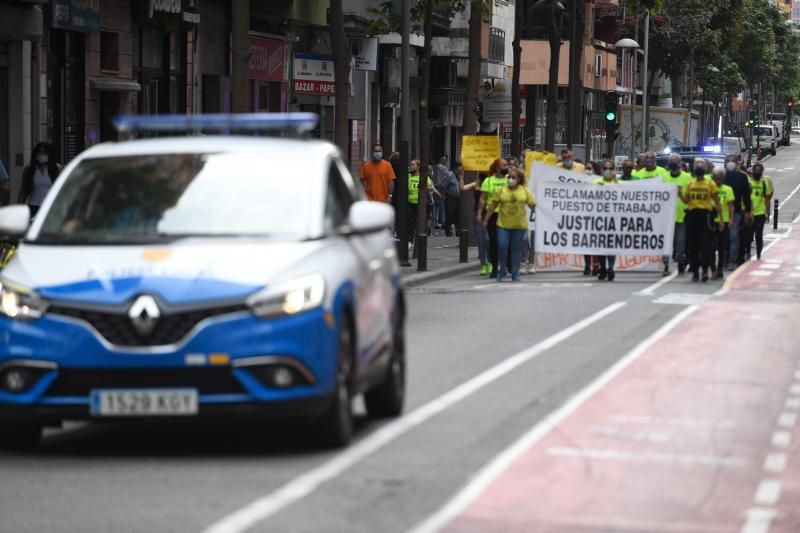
[2,145,800,533]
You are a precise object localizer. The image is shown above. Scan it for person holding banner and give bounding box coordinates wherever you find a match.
[680,159,724,282]
[477,159,510,278]
[483,168,536,282]
[592,160,619,281]
[662,153,692,276]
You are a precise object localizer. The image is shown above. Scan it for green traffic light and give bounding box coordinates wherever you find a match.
[606,112,616,121]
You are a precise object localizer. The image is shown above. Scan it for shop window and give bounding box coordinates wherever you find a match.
[101,32,119,72]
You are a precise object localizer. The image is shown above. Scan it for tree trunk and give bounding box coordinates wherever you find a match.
[545,5,561,152]
[566,0,584,148]
[511,0,522,156]
[330,0,351,162]
[231,0,251,113]
[460,0,483,234]
[416,0,434,237]
[463,0,482,138]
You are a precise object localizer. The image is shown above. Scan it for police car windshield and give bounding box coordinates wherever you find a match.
[36,153,312,243]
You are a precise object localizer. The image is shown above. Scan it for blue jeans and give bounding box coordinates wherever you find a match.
[521,230,535,264]
[663,222,687,266]
[728,212,742,265]
[434,197,445,226]
[497,227,526,280]
[472,217,490,265]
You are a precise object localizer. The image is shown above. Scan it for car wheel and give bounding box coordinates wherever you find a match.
[317,313,355,448]
[364,302,405,418]
[0,423,42,450]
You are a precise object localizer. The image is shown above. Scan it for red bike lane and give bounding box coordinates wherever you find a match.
[435,225,800,533]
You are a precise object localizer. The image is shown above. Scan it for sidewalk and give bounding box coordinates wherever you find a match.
[400,233,479,287]
[429,220,800,533]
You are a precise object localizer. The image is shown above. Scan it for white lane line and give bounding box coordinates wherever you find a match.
[740,508,778,533]
[777,412,797,429]
[771,431,792,448]
[201,301,627,533]
[635,271,677,296]
[759,263,781,270]
[408,305,699,533]
[749,271,773,277]
[545,447,746,468]
[786,397,800,410]
[763,453,787,473]
[754,480,782,506]
[790,383,800,395]
[779,181,800,209]
[790,272,800,278]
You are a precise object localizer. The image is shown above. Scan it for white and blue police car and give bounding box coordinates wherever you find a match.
[0,114,405,448]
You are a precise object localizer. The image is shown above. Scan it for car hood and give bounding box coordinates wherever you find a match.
[2,239,329,306]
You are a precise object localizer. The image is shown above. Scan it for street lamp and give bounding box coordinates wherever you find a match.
[615,38,640,159]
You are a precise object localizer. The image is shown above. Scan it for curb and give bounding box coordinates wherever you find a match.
[401,262,477,288]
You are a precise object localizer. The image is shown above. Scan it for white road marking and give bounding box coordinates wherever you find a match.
[795,370,800,379]
[608,415,736,429]
[749,271,773,277]
[740,508,778,533]
[795,265,800,270]
[790,272,800,278]
[201,301,628,533]
[759,263,781,270]
[790,383,800,395]
[763,453,787,473]
[754,480,782,506]
[654,293,710,306]
[771,431,792,448]
[777,412,797,429]
[779,181,800,209]
[545,447,746,468]
[635,272,677,296]
[408,305,699,533]
[787,397,800,410]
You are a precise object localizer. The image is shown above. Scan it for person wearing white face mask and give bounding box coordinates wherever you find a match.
[482,168,535,282]
[722,154,753,267]
[19,141,62,218]
[359,143,396,204]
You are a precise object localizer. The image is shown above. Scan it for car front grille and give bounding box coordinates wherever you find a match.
[48,303,248,347]
[44,367,245,397]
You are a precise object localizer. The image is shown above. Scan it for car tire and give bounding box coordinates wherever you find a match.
[317,313,355,448]
[364,302,405,418]
[0,423,42,450]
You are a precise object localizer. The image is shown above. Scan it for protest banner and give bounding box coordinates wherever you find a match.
[534,180,676,257]
[460,136,500,172]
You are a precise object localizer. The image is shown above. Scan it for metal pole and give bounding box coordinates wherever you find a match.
[629,49,635,160]
[641,11,650,152]
[773,199,779,230]
[397,0,411,267]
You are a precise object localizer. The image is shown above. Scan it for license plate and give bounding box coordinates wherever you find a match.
[90,389,198,417]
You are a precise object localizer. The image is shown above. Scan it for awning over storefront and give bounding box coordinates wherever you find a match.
[90,79,142,92]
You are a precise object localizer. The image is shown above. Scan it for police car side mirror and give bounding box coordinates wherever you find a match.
[346,201,394,235]
[0,205,31,238]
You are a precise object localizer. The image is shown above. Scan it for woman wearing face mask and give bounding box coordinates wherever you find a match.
[407,159,435,247]
[483,168,536,282]
[476,159,510,278]
[19,142,62,218]
[680,159,724,282]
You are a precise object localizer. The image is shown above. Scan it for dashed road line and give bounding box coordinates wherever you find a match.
[740,508,778,533]
[786,397,800,409]
[754,480,782,506]
[763,453,787,473]
[777,412,797,429]
[771,430,792,448]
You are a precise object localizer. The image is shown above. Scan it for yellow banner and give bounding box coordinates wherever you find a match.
[460,136,500,172]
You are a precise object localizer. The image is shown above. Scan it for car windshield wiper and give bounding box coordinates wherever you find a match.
[34,233,177,245]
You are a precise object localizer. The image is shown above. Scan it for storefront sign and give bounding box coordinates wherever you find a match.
[149,0,181,17]
[482,80,512,122]
[52,0,100,33]
[350,37,378,71]
[249,37,287,82]
[460,135,500,172]
[293,53,336,95]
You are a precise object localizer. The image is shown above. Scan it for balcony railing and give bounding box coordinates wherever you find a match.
[489,27,505,65]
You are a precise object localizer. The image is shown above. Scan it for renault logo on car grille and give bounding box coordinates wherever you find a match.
[128,295,161,336]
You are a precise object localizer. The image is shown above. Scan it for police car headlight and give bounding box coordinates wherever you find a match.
[0,281,48,321]
[247,274,326,318]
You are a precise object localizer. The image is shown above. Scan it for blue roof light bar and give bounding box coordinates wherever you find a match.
[112,113,319,134]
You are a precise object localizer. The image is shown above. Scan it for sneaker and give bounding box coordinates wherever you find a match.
[598,270,607,281]
[662,267,671,277]
[520,262,529,274]
[526,265,536,275]
[480,264,489,276]
[691,272,700,282]
[497,271,507,282]
[702,272,709,282]
[607,271,615,282]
